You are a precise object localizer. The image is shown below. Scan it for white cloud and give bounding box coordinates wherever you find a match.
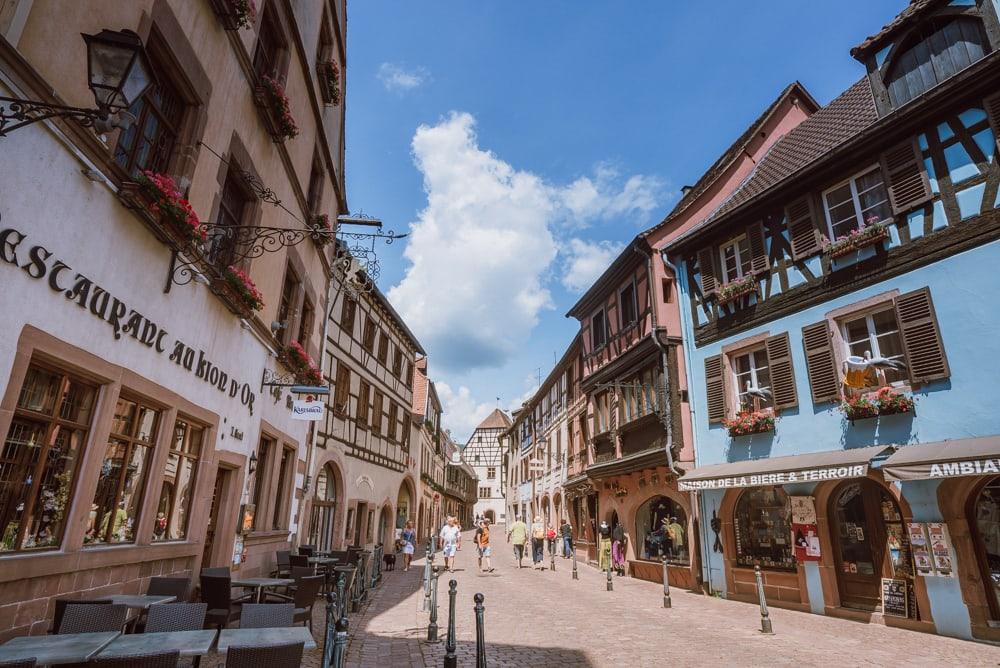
[561,238,625,293]
[560,163,665,227]
[377,63,430,92]
[389,112,663,372]
[437,382,494,444]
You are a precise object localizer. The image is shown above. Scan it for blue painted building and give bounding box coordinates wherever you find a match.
[662,0,1000,641]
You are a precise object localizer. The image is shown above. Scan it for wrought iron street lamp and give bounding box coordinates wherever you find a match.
[1,29,152,137]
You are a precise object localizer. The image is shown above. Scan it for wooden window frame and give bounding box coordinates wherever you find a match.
[619,281,638,329]
[821,164,892,241]
[154,416,204,542]
[729,346,773,412]
[836,304,909,390]
[376,331,389,366]
[340,296,357,336]
[271,445,296,531]
[297,296,315,350]
[357,381,371,428]
[252,1,289,83]
[306,149,324,216]
[208,166,254,273]
[332,364,350,416]
[392,348,403,377]
[386,401,398,442]
[250,435,275,532]
[362,316,376,353]
[371,390,384,435]
[277,265,302,345]
[718,234,751,284]
[590,309,607,350]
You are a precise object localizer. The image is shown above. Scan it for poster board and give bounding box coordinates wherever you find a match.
[907,523,933,576]
[239,503,256,534]
[881,578,909,618]
[927,522,954,577]
[790,496,817,524]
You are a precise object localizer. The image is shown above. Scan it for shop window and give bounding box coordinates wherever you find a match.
[734,487,794,571]
[252,2,287,82]
[371,390,384,435]
[250,436,273,531]
[271,446,295,530]
[332,363,350,416]
[340,295,356,335]
[207,167,252,273]
[619,282,637,328]
[377,331,389,366]
[114,45,183,177]
[154,418,202,541]
[0,364,96,552]
[277,266,300,345]
[635,496,689,565]
[87,397,161,545]
[362,316,376,353]
[840,308,907,386]
[590,309,606,350]
[309,465,338,551]
[822,166,891,241]
[297,297,314,349]
[972,477,1000,619]
[732,347,773,411]
[357,381,370,427]
[719,235,751,283]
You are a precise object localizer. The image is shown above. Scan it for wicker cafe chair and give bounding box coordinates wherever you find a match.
[239,603,294,629]
[200,574,242,630]
[90,650,180,667]
[298,545,316,557]
[264,574,324,633]
[270,550,291,578]
[145,602,208,633]
[288,554,309,569]
[201,567,230,577]
[0,659,37,668]
[224,641,304,668]
[147,576,192,602]
[50,598,112,634]
[289,566,314,579]
[57,603,129,634]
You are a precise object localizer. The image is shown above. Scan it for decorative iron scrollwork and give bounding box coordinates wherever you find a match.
[0,96,104,137]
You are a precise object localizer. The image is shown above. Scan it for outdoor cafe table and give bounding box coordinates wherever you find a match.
[216,626,317,654]
[106,594,176,610]
[0,631,120,665]
[231,577,294,603]
[308,556,339,566]
[96,629,218,659]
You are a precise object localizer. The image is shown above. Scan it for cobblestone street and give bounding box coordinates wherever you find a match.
[341,532,997,667]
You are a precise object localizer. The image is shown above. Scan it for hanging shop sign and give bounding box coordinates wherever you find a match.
[881,578,909,618]
[291,397,324,421]
[1,226,256,413]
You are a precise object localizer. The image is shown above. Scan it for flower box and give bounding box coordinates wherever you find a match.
[839,387,915,422]
[208,0,256,30]
[723,409,775,437]
[211,266,263,317]
[308,214,333,246]
[119,173,205,248]
[717,275,757,306]
[823,217,889,259]
[317,60,341,105]
[278,341,323,385]
[254,76,298,142]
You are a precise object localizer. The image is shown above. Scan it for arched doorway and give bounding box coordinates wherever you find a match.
[396,481,413,537]
[484,509,496,524]
[309,464,340,552]
[969,476,1000,620]
[635,495,689,564]
[829,478,907,611]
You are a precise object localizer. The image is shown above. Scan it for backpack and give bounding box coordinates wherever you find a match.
[532,525,545,540]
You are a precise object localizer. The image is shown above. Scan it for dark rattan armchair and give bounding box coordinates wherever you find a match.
[224,641,304,668]
[265,574,324,632]
[239,603,294,629]
[147,576,191,602]
[200,574,242,630]
[57,603,129,634]
[145,602,208,633]
[91,650,180,667]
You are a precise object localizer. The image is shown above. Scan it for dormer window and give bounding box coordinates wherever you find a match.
[884,17,989,107]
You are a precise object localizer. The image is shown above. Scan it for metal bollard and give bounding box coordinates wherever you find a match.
[474,593,486,668]
[571,546,578,580]
[661,555,672,608]
[606,561,613,591]
[444,580,458,668]
[550,545,555,571]
[428,566,441,642]
[336,573,348,620]
[331,614,349,668]
[423,538,433,611]
[754,565,774,634]
[321,592,336,668]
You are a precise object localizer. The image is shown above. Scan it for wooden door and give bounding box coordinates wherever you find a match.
[202,467,231,568]
[830,480,891,611]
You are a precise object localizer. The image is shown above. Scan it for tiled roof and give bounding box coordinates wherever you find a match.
[690,78,878,232]
[476,408,512,430]
[851,0,944,59]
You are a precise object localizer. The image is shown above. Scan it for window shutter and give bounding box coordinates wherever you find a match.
[697,247,719,295]
[704,355,726,424]
[983,92,1000,153]
[894,287,950,384]
[880,138,932,215]
[747,221,768,275]
[801,321,840,404]
[765,333,798,410]
[786,196,820,260]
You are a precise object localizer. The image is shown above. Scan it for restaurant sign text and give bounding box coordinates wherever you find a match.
[678,464,868,491]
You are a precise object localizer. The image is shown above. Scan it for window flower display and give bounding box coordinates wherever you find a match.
[822,215,889,259]
[279,340,323,385]
[318,59,341,105]
[260,75,299,141]
[839,386,915,421]
[223,266,264,312]
[717,274,757,305]
[135,171,206,243]
[722,408,775,437]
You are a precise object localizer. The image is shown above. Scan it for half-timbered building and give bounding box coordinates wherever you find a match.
[465,409,511,525]
[666,0,1000,641]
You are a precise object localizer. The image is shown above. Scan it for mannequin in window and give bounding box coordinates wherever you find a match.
[598,521,612,571]
[612,523,626,575]
[665,516,685,559]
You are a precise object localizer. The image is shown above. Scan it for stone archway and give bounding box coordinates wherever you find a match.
[484,509,496,524]
[396,476,416,537]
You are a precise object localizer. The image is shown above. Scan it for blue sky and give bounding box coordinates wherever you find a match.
[345,0,905,441]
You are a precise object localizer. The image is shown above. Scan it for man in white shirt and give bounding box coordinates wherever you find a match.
[439,516,462,571]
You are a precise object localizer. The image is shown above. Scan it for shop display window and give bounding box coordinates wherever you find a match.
[86,397,160,545]
[974,478,1000,617]
[734,487,795,571]
[0,364,96,552]
[635,495,689,565]
[153,418,202,541]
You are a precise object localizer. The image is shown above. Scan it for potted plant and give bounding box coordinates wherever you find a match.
[126,170,206,245]
[822,215,890,259]
[220,265,264,314]
[722,408,775,437]
[717,274,757,306]
[209,0,256,30]
[839,386,915,421]
[317,59,341,105]
[308,213,333,246]
[279,340,323,385]
[255,75,298,142]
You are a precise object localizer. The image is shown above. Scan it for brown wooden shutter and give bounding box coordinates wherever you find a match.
[786,196,820,260]
[880,138,932,215]
[801,321,840,404]
[765,333,798,410]
[894,287,950,384]
[983,92,1000,153]
[704,355,726,424]
[747,221,768,275]
[697,247,719,295]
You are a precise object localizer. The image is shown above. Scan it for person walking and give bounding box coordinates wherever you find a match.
[507,516,528,568]
[439,516,461,572]
[477,519,495,572]
[546,524,557,558]
[559,518,573,558]
[401,520,416,572]
[530,516,546,570]
[474,520,485,570]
